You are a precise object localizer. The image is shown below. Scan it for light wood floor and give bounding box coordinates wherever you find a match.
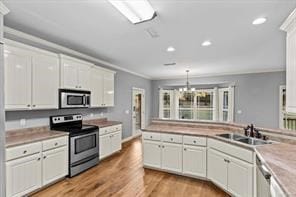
[32,138,229,197]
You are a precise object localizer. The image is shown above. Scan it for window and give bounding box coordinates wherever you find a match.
[159,87,234,122]
[279,86,296,130]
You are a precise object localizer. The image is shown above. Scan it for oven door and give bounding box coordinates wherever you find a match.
[70,130,99,164]
[60,92,89,108]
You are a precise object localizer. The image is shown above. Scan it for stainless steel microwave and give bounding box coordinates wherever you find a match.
[59,89,91,109]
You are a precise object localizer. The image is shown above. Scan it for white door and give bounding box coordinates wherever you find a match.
[161,142,182,173]
[61,59,79,89]
[103,71,114,106]
[111,131,122,153]
[32,51,59,109]
[99,134,111,159]
[207,149,228,191]
[6,154,42,197]
[143,140,161,168]
[42,146,68,186]
[90,67,104,107]
[183,145,207,178]
[78,63,91,90]
[132,88,145,136]
[4,45,32,110]
[228,157,253,197]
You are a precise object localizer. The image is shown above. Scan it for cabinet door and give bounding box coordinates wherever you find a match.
[161,142,182,173]
[183,145,207,178]
[228,156,253,197]
[99,134,112,159]
[111,131,122,153]
[90,67,104,107]
[103,71,114,107]
[42,146,68,186]
[61,58,79,89]
[286,27,296,113]
[6,154,41,197]
[207,149,228,191]
[32,51,59,109]
[4,45,32,110]
[143,140,161,169]
[78,63,91,90]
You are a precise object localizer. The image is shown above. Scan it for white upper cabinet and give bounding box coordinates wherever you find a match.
[4,41,59,110]
[31,50,59,109]
[281,8,296,113]
[60,55,93,90]
[4,44,32,110]
[103,70,115,107]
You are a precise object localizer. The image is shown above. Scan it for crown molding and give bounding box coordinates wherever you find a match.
[280,8,296,32]
[0,2,9,15]
[3,26,151,79]
[151,68,285,80]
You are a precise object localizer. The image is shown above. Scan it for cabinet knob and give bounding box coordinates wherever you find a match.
[150,136,152,139]
[23,150,27,154]
[162,145,165,148]
[27,104,30,107]
[193,140,196,143]
[170,138,173,141]
[37,158,41,161]
[32,105,36,107]
[184,148,187,151]
[158,145,161,148]
[43,156,47,159]
[55,142,58,146]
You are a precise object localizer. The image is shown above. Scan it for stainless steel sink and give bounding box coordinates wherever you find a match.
[217,133,272,146]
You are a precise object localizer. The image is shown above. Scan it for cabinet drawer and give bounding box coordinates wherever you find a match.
[113,124,122,132]
[142,132,161,141]
[43,136,67,151]
[162,133,183,144]
[183,135,207,146]
[100,127,112,135]
[6,142,42,161]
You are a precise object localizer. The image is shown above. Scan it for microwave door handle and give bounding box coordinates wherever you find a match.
[83,95,86,106]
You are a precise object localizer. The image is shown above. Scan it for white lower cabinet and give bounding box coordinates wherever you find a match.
[42,146,68,186]
[183,145,207,178]
[6,136,68,197]
[161,142,182,173]
[143,140,161,168]
[99,125,122,159]
[6,153,42,197]
[208,148,253,197]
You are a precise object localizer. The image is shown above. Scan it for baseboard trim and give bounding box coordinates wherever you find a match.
[122,133,142,143]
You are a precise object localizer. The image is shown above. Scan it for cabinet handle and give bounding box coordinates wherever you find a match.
[23,150,27,154]
[162,145,165,148]
[184,148,187,151]
[37,158,41,161]
[27,104,30,107]
[150,136,153,139]
[170,138,173,141]
[32,105,36,107]
[158,145,161,148]
[55,142,58,146]
[193,140,196,143]
[43,156,47,159]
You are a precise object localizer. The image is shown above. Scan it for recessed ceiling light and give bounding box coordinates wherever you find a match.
[201,41,212,46]
[108,0,156,24]
[167,46,175,52]
[252,17,267,25]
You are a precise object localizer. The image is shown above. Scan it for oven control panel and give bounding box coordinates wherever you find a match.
[51,114,82,124]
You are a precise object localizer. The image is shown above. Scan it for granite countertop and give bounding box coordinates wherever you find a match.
[6,127,68,148]
[84,118,122,128]
[143,123,296,196]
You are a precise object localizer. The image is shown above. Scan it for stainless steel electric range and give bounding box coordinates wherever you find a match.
[50,114,99,177]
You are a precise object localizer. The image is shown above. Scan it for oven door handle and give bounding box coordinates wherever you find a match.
[70,130,99,139]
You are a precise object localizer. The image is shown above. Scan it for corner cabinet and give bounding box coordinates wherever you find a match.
[90,67,115,107]
[281,8,296,113]
[99,125,122,159]
[4,41,59,110]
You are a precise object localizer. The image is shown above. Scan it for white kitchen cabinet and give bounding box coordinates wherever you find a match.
[103,70,115,107]
[4,44,32,110]
[90,67,104,107]
[281,8,296,113]
[99,125,122,159]
[31,50,59,109]
[161,142,182,173]
[208,148,253,197]
[183,145,207,178]
[270,177,286,197]
[207,148,228,190]
[4,40,60,110]
[143,140,162,169]
[60,54,93,90]
[6,153,42,197]
[42,146,68,186]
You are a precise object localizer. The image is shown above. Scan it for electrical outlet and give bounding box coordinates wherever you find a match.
[20,119,26,127]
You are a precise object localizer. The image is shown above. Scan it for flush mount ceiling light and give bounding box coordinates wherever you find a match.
[252,17,267,25]
[108,0,156,24]
[167,46,175,52]
[201,40,212,47]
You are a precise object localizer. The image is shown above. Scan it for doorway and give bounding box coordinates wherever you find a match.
[132,88,145,137]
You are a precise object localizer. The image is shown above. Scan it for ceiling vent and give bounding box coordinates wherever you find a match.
[146,27,159,38]
[163,63,176,66]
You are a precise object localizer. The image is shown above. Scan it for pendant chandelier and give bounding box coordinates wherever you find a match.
[179,70,195,92]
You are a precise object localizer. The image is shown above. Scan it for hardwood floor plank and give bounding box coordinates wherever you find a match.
[32,137,229,197]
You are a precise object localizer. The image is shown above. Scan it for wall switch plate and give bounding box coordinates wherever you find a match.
[20,119,26,127]
[125,110,129,114]
[237,110,242,114]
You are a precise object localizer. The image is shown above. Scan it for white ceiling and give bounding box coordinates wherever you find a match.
[3,0,296,79]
